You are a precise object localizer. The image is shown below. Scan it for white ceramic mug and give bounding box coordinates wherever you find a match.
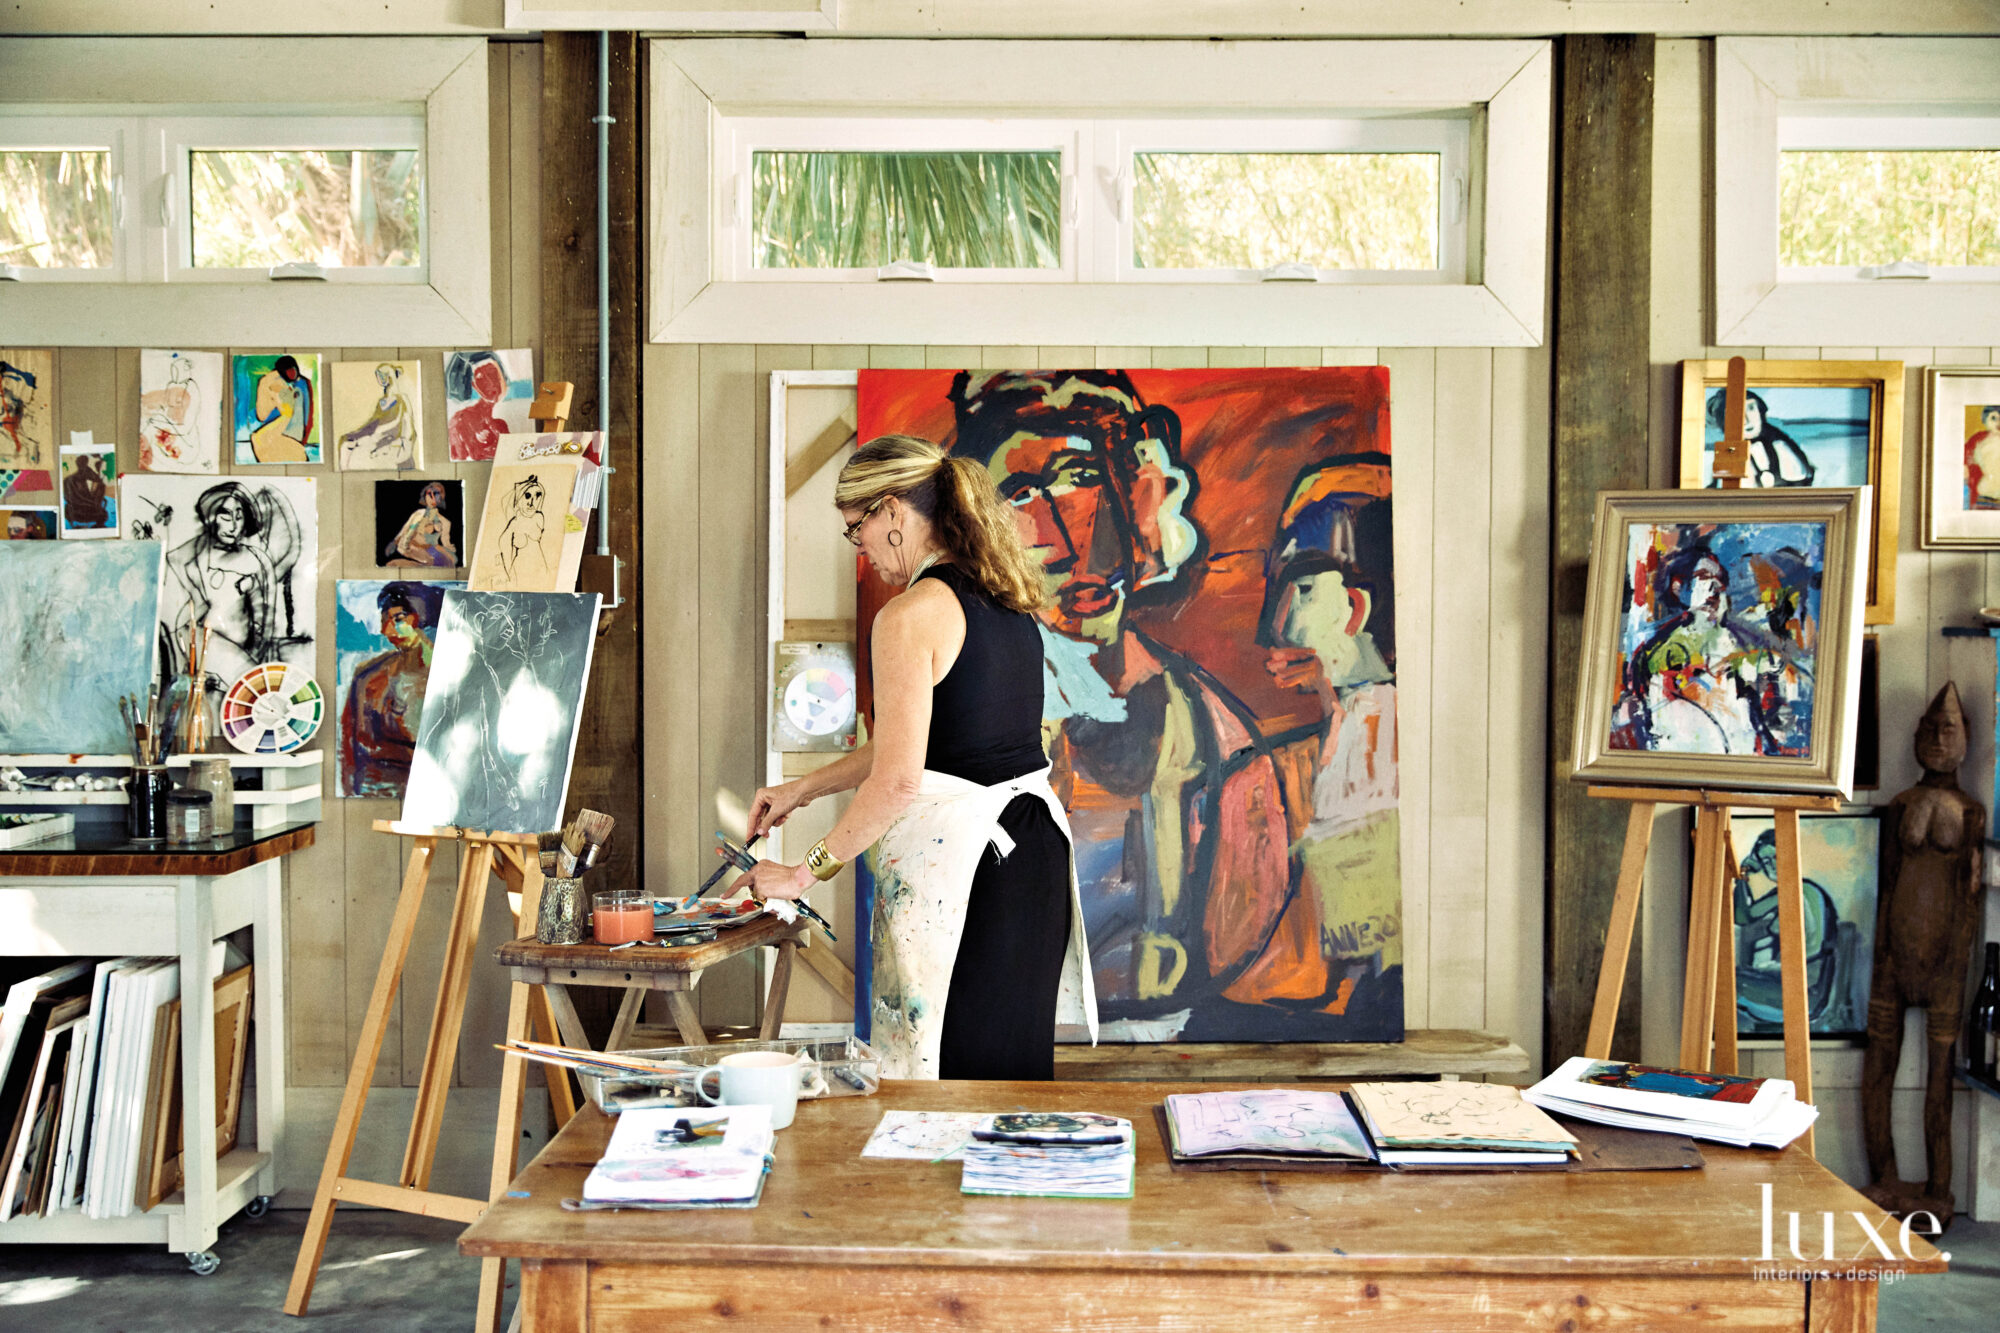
[695,1051,810,1130]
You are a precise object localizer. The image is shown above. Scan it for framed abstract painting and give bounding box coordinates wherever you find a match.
[1676,359,1900,624]
[1570,488,1871,796]
[1724,808,1879,1039]
[1919,364,2000,548]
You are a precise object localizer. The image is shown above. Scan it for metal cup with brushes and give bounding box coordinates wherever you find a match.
[535,809,618,945]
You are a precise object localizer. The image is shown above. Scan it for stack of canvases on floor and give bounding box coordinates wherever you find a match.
[857,368,1402,1044]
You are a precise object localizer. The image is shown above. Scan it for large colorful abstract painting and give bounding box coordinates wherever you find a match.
[856,368,1402,1043]
[334,578,459,798]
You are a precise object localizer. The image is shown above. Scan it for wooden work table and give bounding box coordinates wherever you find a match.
[460,1078,1943,1331]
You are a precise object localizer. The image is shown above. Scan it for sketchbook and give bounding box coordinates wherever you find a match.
[1346,1081,1578,1164]
[582,1105,774,1207]
[1162,1088,1376,1164]
[959,1113,1135,1199]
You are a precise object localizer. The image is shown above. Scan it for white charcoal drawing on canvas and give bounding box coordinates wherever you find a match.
[401,589,600,834]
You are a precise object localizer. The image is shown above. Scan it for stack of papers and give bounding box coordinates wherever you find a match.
[1525,1057,1817,1149]
[580,1105,774,1209]
[1162,1089,1377,1165]
[959,1112,1135,1199]
[1346,1081,1578,1166]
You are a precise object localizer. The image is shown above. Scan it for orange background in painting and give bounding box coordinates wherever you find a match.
[855,366,1394,735]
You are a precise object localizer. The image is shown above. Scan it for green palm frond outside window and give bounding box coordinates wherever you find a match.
[753,150,1062,269]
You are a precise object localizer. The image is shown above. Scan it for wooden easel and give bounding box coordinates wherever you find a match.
[284,821,576,1332]
[1584,785,1837,1157]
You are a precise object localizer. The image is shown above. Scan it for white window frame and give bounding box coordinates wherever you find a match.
[0,38,489,346]
[1716,37,2000,346]
[651,39,1550,347]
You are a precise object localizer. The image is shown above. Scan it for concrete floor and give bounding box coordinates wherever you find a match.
[0,1211,1993,1329]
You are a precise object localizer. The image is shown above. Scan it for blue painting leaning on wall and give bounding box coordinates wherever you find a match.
[1729,811,1879,1037]
[0,542,162,753]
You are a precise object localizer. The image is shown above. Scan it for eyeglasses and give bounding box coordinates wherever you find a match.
[842,498,884,546]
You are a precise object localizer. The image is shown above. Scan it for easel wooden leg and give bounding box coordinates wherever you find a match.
[284,838,439,1317]
[402,841,495,1192]
[666,989,707,1046]
[1773,808,1817,1157]
[530,990,577,1122]
[476,949,537,1333]
[606,987,646,1051]
[1712,827,1742,1077]
[542,983,593,1050]
[1680,806,1728,1070]
[759,938,799,1041]
[1585,801,1655,1060]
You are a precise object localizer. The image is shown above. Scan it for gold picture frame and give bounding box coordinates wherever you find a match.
[1677,359,1901,625]
[1919,365,2000,547]
[1570,489,1870,796]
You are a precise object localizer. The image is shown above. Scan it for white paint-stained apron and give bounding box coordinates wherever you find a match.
[866,766,1097,1079]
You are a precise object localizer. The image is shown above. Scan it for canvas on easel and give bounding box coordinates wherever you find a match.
[465,460,583,593]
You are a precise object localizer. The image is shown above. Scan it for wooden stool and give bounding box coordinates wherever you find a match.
[494,913,808,1054]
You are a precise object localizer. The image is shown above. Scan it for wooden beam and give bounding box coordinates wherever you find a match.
[785,411,857,499]
[1546,34,1654,1072]
[544,31,643,1046]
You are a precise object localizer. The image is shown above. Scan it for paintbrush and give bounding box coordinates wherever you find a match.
[711,832,838,939]
[559,809,616,877]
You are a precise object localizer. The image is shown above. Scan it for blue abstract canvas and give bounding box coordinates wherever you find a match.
[1730,811,1879,1037]
[0,541,162,753]
[1699,385,1873,488]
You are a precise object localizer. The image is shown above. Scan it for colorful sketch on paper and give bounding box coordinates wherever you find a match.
[1964,403,2000,510]
[1,508,57,539]
[467,460,581,593]
[0,349,55,479]
[138,349,224,474]
[446,349,534,462]
[335,578,458,798]
[856,368,1401,1043]
[401,589,600,834]
[859,1110,984,1161]
[121,475,317,692]
[231,353,322,465]
[375,478,463,569]
[332,359,424,471]
[1608,520,1824,759]
[1729,811,1878,1037]
[1580,1061,1764,1105]
[1698,385,1873,489]
[57,441,118,538]
[0,540,162,753]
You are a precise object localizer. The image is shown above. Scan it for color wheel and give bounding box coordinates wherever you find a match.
[221,662,324,754]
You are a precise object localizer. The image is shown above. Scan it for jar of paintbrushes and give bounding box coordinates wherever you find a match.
[121,688,171,842]
[535,810,618,946]
[167,620,221,752]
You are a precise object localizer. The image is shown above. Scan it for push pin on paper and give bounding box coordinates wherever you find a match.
[530,381,574,432]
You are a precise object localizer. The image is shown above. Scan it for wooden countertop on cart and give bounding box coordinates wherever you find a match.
[495,912,807,977]
[0,820,316,877]
[458,1077,1946,1280]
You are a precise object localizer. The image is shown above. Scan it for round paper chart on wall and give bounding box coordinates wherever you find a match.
[784,662,855,738]
[221,662,325,754]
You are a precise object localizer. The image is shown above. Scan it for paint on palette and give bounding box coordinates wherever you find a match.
[0,350,54,481]
[138,349,224,474]
[400,589,600,834]
[121,475,318,692]
[1609,519,1825,759]
[1729,811,1879,1038]
[334,578,459,798]
[856,367,1402,1044]
[446,349,534,462]
[332,359,424,471]
[231,353,322,465]
[375,479,463,570]
[1,508,57,540]
[1698,385,1872,489]
[0,541,162,753]
[57,441,118,539]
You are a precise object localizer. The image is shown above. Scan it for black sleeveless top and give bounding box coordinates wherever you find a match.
[918,563,1048,787]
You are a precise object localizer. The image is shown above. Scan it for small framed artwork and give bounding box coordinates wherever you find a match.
[57,439,119,539]
[1919,365,2000,547]
[375,479,464,570]
[1724,808,1880,1039]
[1570,488,1871,795]
[1678,360,1901,625]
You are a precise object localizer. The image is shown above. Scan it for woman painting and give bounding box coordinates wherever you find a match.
[1964,405,2000,509]
[495,474,550,585]
[732,435,1098,1080]
[384,481,459,568]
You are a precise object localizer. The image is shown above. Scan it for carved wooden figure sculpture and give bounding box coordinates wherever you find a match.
[1861,681,1986,1228]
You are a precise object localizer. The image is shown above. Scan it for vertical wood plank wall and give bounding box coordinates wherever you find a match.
[24,45,543,1106]
[641,341,1552,1072]
[1647,39,1993,1193]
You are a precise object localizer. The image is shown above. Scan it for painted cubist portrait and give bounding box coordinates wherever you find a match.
[857,368,1402,1043]
[1608,520,1824,759]
[335,579,458,798]
[1729,812,1878,1038]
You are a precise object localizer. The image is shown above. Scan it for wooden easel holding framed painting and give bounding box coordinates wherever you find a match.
[1571,362,1875,1157]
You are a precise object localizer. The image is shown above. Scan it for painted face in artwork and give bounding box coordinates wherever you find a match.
[380,604,423,648]
[513,478,544,516]
[423,483,446,510]
[211,495,248,545]
[472,360,507,404]
[988,434,1123,629]
[1684,554,1728,619]
[6,515,26,539]
[1272,569,1372,689]
[0,368,29,428]
[1984,407,2000,434]
[1743,394,1766,437]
